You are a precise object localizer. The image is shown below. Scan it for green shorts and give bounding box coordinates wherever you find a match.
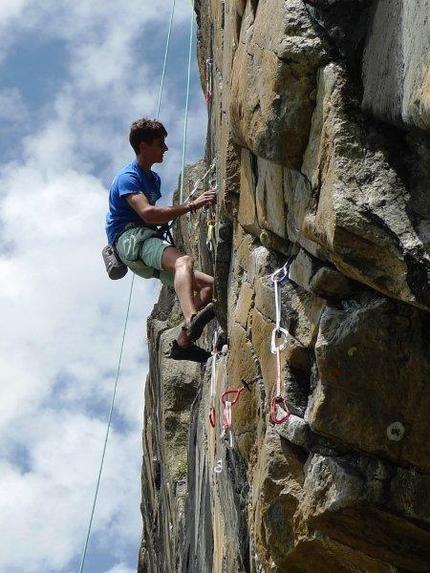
[115,226,174,286]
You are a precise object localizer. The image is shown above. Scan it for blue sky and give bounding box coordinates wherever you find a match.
[0,1,207,572]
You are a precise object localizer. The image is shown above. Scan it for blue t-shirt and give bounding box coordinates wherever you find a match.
[105,160,161,244]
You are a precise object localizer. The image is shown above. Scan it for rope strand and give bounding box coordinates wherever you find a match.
[78,274,135,573]
[179,0,195,204]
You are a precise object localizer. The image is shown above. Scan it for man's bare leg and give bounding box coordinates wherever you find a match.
[162,247,213,347]
[192,270,214,311]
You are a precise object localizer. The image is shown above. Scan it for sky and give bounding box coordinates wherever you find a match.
[0,1,207,572]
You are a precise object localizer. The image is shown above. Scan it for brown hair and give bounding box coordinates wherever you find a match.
[129,118,167,155]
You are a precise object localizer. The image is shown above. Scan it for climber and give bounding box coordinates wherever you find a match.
[105,118,216,362]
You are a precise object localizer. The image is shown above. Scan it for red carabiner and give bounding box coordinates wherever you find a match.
[221,387,245,406]
[209,406,216,428]
[270,396,290,425]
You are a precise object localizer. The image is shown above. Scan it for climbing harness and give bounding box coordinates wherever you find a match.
[205,58,213,103]
[155,222,175,246]
[270,260,293,425]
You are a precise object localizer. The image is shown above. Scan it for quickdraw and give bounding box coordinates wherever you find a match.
[214,459,223,474]
[220,377,259,449]
[205,58,213,103]
[270,259,293,425]
[206,175,218,253]
[209,330,219,428]
[206,219,216,251]
[185,159,217,205]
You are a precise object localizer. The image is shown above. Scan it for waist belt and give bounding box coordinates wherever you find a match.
[122,222,174,246]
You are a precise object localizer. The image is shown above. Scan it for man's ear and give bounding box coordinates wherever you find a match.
[139,141,149,155]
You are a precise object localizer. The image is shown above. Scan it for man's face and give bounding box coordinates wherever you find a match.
[141,137,168,165]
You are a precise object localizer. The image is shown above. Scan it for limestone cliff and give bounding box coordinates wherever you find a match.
[138,1,430,571]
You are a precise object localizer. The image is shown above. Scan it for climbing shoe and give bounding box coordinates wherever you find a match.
[167,340,211,363]
[188,303,215,342]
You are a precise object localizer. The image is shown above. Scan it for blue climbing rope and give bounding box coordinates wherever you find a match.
[78,277,135,573]
[156,0,177,119]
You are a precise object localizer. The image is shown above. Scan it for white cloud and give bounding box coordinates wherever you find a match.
[0,411,142,573]
[103,565,137,573]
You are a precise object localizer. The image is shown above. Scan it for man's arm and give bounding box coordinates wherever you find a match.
[126,190,216,225]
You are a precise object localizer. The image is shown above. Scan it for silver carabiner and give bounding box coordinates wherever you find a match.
[224,429,234,450]
[271,259,292,285]
[214,459,223,474]
[271,327,289,354]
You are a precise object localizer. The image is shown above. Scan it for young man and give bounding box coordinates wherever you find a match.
[106,118,216,362]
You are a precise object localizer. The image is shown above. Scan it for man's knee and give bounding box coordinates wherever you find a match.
[174,254,194,272]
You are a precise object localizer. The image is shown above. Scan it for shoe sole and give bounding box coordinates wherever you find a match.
[189,303,215,341]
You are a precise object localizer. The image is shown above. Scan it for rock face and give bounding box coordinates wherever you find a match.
[138,1,430,571]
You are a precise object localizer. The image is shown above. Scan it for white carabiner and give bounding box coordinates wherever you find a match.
[271,260,291,284]
[226,429,234,449]
[271,327,289,354]
[214,459,223,474]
